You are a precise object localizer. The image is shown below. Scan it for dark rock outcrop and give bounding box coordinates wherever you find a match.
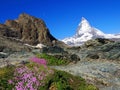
[42,46,68,54]
[0,13,57,45]
[81,39,120,60]
[0,24,19,38]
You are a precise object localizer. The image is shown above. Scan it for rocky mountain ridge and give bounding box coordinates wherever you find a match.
[0,13,57,46]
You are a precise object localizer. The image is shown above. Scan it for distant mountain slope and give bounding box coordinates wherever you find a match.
[62,17,120,46]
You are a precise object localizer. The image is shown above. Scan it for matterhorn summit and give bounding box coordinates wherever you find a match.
[62,17,120,46]
[75,17,105,37]
[76,17,94,36]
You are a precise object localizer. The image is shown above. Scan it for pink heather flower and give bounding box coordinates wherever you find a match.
[30,87,36,90]
[38,74,44,80]
[30,57,47,66]
[15,86,23,90]
[32,77,37,82]
[36,81,40,86]
[8,57,54,90]
[18,81,23,86]
[22,73,32,80]
[8,80,13,84]
[34,66,39,71]
[26,82,32,88]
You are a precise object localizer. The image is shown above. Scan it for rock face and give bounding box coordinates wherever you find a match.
[51,60,120,90]
[0,36,31,57]
[66,38,120,61]
[0,13,56,45]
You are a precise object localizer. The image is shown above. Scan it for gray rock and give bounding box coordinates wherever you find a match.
[72,39,120,61]
[51,60,120,90]
[0,52,34,67]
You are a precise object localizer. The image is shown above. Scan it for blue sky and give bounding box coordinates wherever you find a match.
[0,0,120,39]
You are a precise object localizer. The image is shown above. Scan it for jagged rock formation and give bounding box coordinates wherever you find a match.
[0,13,57,45]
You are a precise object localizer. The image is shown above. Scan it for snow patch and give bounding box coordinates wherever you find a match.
[0,52,7,55]
[25,43,46,48]
[35,43,46,48]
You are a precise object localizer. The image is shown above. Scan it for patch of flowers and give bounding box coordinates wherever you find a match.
[8,57,54,90]
[30,57,47,67]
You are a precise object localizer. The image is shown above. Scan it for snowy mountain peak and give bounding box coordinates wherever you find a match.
[80,17,90,25]
[81,17,86,20]
[79,17,91,29]
[76,17,92,36]
[62,17,120,46]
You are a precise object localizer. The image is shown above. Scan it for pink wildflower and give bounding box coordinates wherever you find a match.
[32,77,37,82]
[30,57,47,66]
[8,80,13,84]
